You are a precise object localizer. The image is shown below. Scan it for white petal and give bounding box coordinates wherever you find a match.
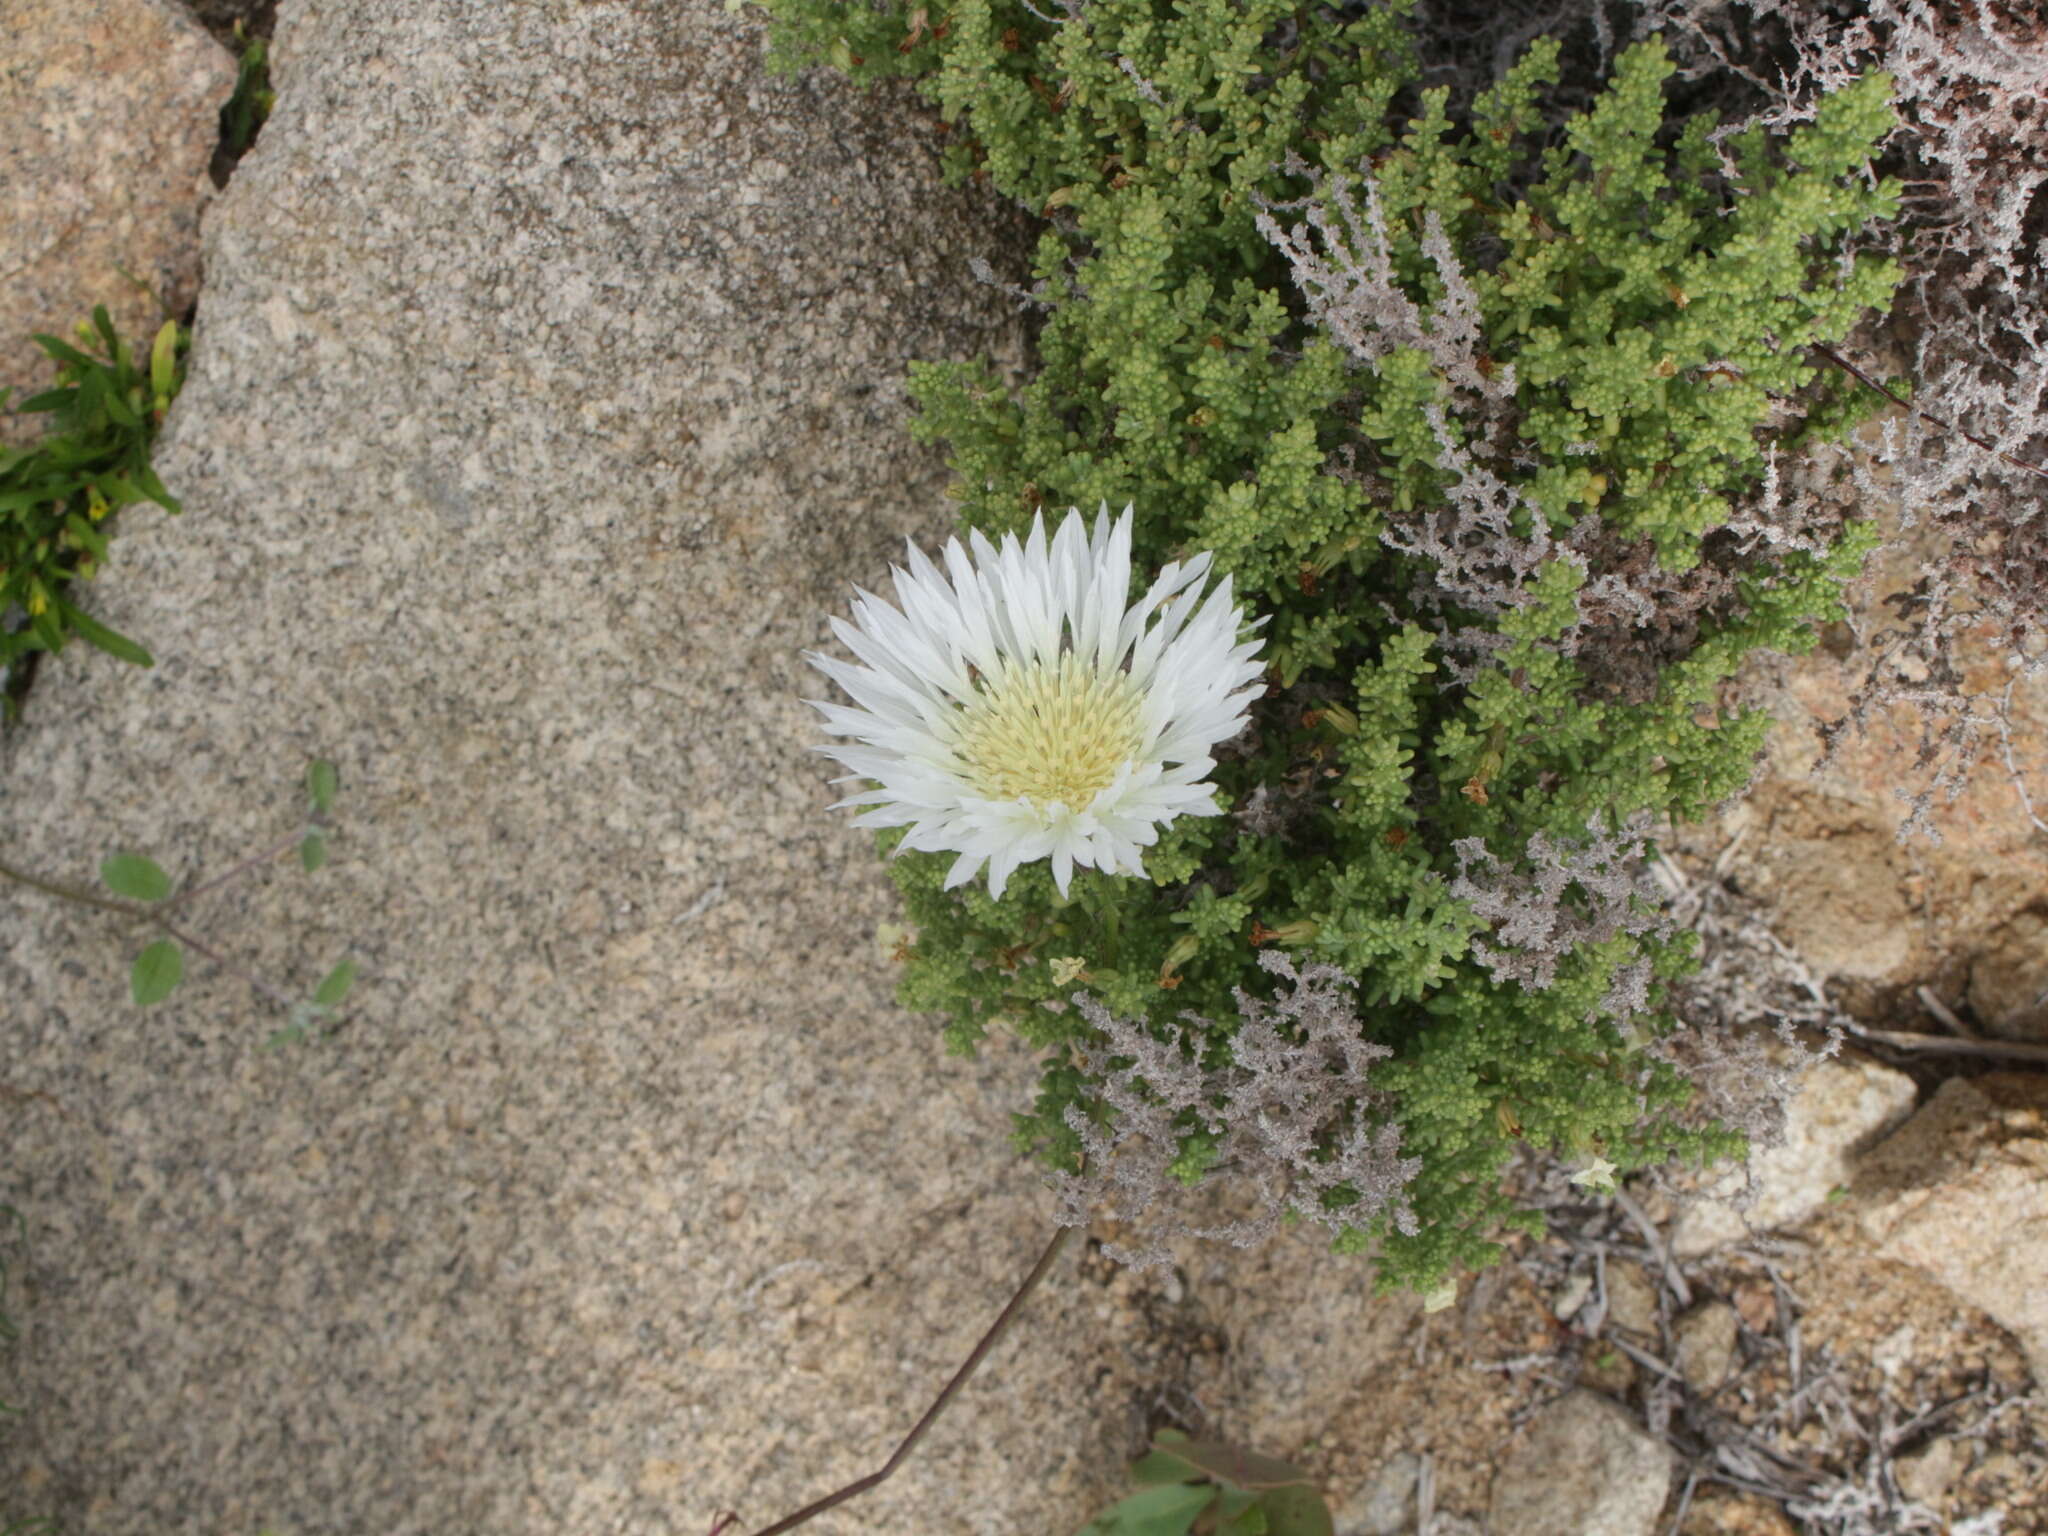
[809,505,1266,898]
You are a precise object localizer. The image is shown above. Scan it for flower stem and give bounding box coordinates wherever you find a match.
[0,855,149,921]
[735,1223,1074,1536]
[154,918,300,1012]
[1,853,301,1011]
[167,828,304,909]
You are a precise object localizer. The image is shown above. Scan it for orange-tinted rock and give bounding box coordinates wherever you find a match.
[1,0,234,434]
[1693,508,2048,1040]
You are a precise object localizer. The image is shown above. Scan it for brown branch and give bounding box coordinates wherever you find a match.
[1809,342,2048,484]
[734,1224,1074,1536]
[2,853,303,1013]
[154,918,300,1012]
[168,828,306,909]
[0,854,151,921]
[1839,1019,2048,1065]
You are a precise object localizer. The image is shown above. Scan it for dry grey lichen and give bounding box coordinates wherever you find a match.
[1450,812,1670,1016]
[1254,155,1517,413]
[1051,949,1420,1269]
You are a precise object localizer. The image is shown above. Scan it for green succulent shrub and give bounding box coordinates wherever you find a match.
[761,0,1900,1291]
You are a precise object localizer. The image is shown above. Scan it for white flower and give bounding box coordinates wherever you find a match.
[1569,1156,1619,1194]
[806,503,1266,898]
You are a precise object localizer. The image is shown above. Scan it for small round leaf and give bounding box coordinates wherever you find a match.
[299,834,327,873]
[130,940,184,1006]
[313,959,357,1008]
[306,759,339,815]
[101,853,172,903]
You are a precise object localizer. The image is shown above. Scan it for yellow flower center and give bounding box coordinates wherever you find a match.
[954,653,1145,807]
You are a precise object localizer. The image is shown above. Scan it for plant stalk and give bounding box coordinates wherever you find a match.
[0,855,148,920]
[168,828,306,909]
[729,1223,1074,1536]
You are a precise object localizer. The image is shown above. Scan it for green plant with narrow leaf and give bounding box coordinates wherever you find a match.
[220,20,276,159]
[0,759,358,1042]
[1077,1431,1334,1536]
[1,305,185,712]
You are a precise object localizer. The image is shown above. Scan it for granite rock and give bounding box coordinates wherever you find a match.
[0,0,1426,1531]
[1672,1300,1739,1395]
[1670,1047,1917,1258]
[1487,1390,1672,1536]
[1854,1074,2048,1383]
[1,0,233,435]
[1601,1258,1660,1339]
[1893,1436,1963,1506]
[179,0,275,43]
[1680,504,2048,1042]
[1335,1449,1419,1536]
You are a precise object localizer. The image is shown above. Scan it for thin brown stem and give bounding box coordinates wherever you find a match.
[0,855,150,921]
[154,918,300,1012]
[1840,1020,2048,1065]
[168,829,305,909]
[1809,342,2048,483]
[2,853,304,1009]
[741,1223,1074,1536]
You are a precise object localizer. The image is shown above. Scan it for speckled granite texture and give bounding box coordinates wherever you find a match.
[0,3,1421,1531]
[0,0,232,436]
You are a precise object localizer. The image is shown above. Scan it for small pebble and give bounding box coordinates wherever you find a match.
[1673,1301,1740,1395]
[1894,1436,1963,1504]
[1604,1260,1660,1338]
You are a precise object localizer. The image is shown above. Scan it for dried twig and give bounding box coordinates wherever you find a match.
[1837,1020,2048,1065]
[1613,1188,1693,1310]
[1811,342,2048,484]
[733,1226,1073,1536]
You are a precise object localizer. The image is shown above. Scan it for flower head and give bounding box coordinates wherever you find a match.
[807,504,1265,898]
[1569,1155,1619,1194]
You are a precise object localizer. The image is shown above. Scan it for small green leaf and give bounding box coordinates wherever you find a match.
[130,462,180,515]
[150,320,180,406]
[62,512,109,559]
[1073,1482,1215,1536]
[101,852,172,902]
[90,305,120,359]
[100,383,142,429]
[1131,1448,1203,1488]
[299,834,327,873]
[29,606,65,652]
[1215,1489,1262,1522]
[1258,1485,1335,1536]
[313,959,357,1008]
[56,598,154,668]
[306,759,338,815]
[1152,1438,1313,1493]
[266,1001,320,1050]
[131,940,184,1005]
[29,334,93,369]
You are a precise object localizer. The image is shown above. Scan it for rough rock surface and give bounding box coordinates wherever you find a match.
[1670,1048,1917,1258]
[0,1,1434,1531]
[1333,1449,1419,1536]
[179,0,274,43]
[1854,1073,2048,1382]
[1672,1300,1739,1395]
[0,0,233,434]
[1487,1390,1672,1536]
[1688,508,2048,1041]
